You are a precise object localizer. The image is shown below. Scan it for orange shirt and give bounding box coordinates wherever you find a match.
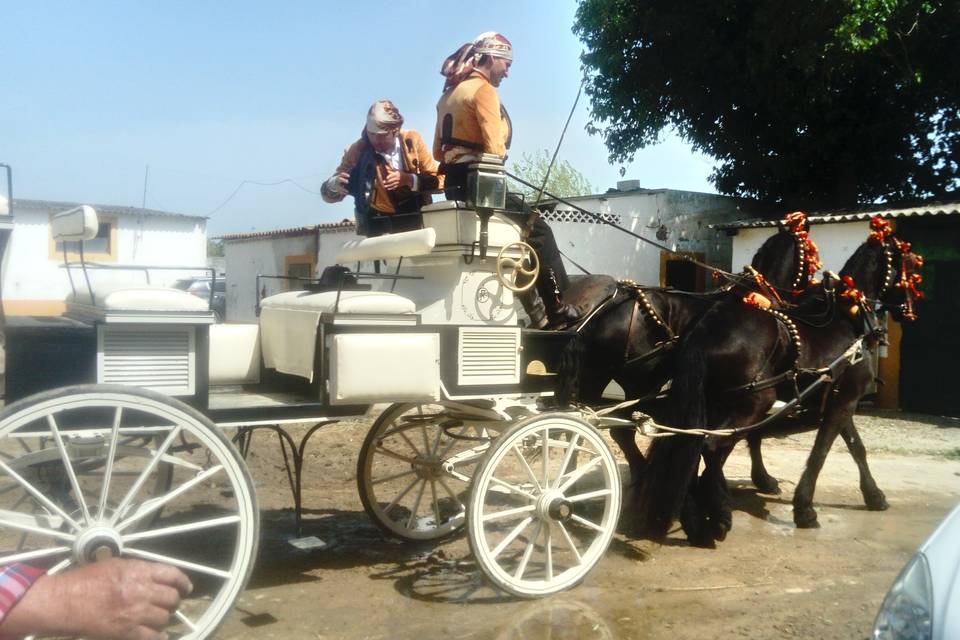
[329,129,440,214]
[434,71,512,164]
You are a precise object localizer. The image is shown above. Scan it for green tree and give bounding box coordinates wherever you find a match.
[508,150,594,203]
[207,238,224,257]
[573,0,959,209]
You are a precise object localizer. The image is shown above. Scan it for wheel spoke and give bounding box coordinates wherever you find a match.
[405,480,427,530]
[481,504,535,523]
[514,521,542,580]
[110,425,182,526]
[116,465,223,533]
[437,478,465,512]
[511,444,542,493]
[97,407,123,521]
[541,427,549,487]
[0,460,81,531]
[0,508,74,542]
[558,455,603,493]
[556,521,582,564]
[544,523,553,582]
[47,414,91,524]
[430,480,440,527]
[124,547,231,579]
[489,516,533,560]
[570,513,605,533]
[373,444,417,465]
[371,469,416,486]
[174,609,198,632]
[46,557,73,575]
[553,433,581,490]
[123,515,241,542]
[395,429,423,458]
[0,545,70,565]
[487,476,537,502]
[566,488,613,503]
[383,476,420,515]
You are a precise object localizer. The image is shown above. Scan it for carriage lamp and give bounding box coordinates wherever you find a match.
[467,155,508,259]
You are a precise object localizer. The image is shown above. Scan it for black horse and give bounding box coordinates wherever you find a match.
[635,218,922,546]
[562,214,817,488]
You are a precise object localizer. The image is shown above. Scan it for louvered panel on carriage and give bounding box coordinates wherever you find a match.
[457,327,521,386]
[97,324,196,395]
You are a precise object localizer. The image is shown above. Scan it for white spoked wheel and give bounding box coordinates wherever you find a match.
[357,403,493,541]
[0,384,259,639]
[467,414,621,598]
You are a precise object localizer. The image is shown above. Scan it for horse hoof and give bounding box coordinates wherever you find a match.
[710,520,730,542]
[752,474,781,495]
[865,491,889,511]
[794,509,820,529]
[688,533,716,549]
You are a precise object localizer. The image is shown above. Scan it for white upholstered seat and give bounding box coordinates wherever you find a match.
[259,289,415,315]
[69,284,209,312]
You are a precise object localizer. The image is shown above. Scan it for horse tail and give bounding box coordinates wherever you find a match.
[555,333,584,408]
[634,343,708,539]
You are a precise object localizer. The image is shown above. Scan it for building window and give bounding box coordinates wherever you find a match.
[660,251,706,292]
[283,254,315,290]
[49,218,118,262]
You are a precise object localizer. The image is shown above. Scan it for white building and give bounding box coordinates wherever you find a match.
[2,199,207,316]
[541,181,750,288]
[221,220,359,322]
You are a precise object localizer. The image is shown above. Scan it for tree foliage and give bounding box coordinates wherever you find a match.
[573,0,959,209]
[207,238,224,257]
[508,150,593,202]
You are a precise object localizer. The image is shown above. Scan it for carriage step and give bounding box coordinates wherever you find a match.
[288,535,328,551]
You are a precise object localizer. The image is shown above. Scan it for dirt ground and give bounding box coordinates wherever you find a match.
[215,409,960,640]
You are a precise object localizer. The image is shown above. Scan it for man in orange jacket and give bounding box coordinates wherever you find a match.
[322,100,442,236]
[435,32,580,329]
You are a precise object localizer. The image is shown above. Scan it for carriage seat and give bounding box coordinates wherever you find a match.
[68,283,209,312]
[259,289,417,381]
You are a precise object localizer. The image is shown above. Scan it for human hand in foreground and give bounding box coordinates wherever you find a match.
[383,166,414,190]
[1,558,193,640]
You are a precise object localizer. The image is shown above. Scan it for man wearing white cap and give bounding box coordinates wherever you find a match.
[434,32,580,328]
[322,100,441,236]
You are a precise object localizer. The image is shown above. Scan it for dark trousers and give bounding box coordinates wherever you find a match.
[444,167,569,300]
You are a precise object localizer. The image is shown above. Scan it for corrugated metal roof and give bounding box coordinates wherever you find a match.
[12,198,205,221]
[713,202,960,230]
[218,219,355,241]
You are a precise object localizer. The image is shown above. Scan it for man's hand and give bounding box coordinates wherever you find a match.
[383,167,414,191]
[332,172,349,195]
[3,559,193,640]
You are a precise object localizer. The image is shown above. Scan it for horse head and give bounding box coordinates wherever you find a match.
[839,216,924,322]
[750,211,822,296]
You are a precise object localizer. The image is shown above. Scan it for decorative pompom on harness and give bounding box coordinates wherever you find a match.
[783,211,823,293]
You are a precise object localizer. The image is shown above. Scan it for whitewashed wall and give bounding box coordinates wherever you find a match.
[3,207,206,308]
[547,190,746,283]
[224,228,361,323]
[731,221,871,277]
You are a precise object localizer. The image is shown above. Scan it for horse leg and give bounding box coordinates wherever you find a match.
[674,437,714,548]
[611,427,646,486]
[748,434,781,494]
[700,441,736,541]
[838,417,888,511]
[792,413,846,528]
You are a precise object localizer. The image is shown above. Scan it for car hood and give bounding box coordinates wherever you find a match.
[922,503,960,640]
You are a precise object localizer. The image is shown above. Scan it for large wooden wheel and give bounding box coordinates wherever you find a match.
[0,385,259,639]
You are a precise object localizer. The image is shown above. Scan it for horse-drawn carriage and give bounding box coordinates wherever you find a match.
[0,161,626,637]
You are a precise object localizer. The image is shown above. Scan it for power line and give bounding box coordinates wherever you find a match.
[206,178,324,216]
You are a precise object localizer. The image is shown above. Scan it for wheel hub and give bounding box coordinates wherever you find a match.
[74,525,123,564]
[536,490,573,523]
[411,456,443,480]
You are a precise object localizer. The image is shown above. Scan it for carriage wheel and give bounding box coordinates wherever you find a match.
[357,403,491,541]
[467,413,621,597]
[0,384,259,639]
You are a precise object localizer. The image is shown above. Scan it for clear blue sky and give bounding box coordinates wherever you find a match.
[2,0,717,235]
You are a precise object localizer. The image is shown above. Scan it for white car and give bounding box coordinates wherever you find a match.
[873,503,960,639]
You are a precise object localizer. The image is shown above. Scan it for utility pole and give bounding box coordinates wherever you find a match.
[141,164,150,209]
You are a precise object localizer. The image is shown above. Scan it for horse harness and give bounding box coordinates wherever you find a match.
[618,280,680,367]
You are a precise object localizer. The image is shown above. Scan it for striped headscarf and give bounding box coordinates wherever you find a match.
[440,32,513,91]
